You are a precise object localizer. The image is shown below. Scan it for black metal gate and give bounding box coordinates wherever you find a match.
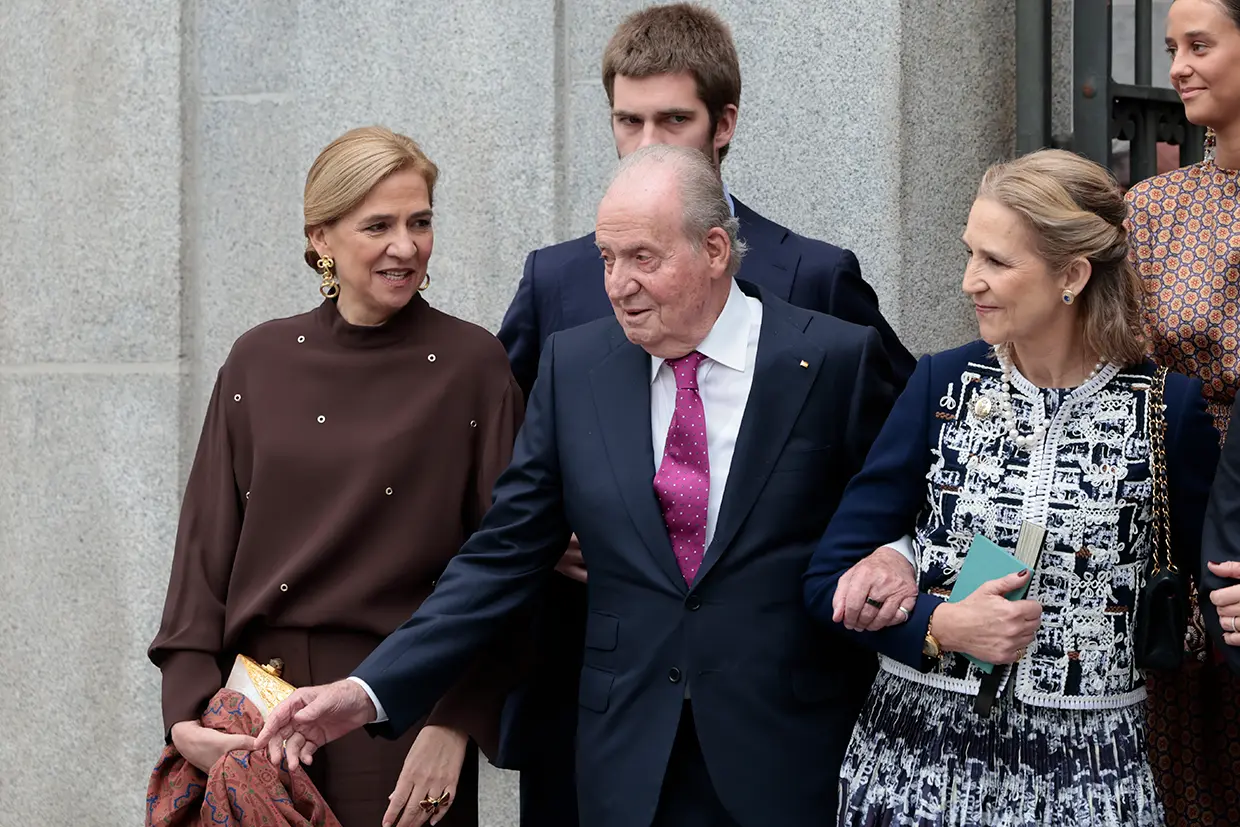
[1016,0,1205,183]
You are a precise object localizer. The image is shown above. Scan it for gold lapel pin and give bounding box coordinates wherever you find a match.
[799,360,809,368]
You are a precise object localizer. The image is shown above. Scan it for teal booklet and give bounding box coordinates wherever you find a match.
[946,534,1032,674]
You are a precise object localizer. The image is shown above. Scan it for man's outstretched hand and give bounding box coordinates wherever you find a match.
[255,679,377,771]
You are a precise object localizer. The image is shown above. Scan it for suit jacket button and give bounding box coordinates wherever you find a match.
[685,594,702,611]
[668,667,682,684]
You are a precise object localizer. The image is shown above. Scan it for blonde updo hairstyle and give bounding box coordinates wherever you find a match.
[302,126,440,269]
[976,148,1146,367]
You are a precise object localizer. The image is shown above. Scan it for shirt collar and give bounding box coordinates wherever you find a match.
[649,279,751,383]
[723,181,735,217]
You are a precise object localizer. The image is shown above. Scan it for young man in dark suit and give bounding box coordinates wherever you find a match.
[493,6,915,824]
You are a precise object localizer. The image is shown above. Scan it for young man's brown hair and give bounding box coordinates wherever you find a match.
[601,3,743,161]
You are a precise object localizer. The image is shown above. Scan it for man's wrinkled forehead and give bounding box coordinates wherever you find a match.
[597,172,677,233]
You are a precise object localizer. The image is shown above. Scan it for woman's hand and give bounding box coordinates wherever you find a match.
[1208,560,1240,647]
[932,570,1042,664]
[170,719,257,774]
[833,546,919,631]
[383,725,469,827]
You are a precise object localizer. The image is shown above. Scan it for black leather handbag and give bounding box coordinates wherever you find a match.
[1134,367,1192,671]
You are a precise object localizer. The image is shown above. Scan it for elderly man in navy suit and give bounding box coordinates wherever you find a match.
[496,6,914,823]
[257,144,901,827]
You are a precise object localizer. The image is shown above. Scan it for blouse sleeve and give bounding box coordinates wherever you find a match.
[424,371,526,756]
[803,354,944,667]
[147,370,244,732]
[1197,388,1240,673]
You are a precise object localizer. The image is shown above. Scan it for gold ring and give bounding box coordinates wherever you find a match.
[419,796,440,813]
[1228,616,1237,634]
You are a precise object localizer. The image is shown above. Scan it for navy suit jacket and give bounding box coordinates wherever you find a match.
[353,284,900,827]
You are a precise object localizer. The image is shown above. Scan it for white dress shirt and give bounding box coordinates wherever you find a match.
[650,279,762,549]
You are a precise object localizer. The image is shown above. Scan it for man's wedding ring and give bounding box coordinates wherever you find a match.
[1228,615,1237,634]
[897,606,911,618]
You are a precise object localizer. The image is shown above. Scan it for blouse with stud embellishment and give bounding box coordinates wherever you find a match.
[148,293,524,747]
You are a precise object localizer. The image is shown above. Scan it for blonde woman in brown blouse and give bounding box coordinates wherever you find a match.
[148,126,523,826]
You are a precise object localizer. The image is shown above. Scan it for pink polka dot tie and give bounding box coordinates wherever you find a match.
[653,351,709,585]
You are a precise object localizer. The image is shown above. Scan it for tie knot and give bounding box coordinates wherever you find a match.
[667,351,707,390]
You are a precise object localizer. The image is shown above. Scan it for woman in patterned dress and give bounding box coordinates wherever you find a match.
[1124,1,1240,823]
[803,149,1224,826]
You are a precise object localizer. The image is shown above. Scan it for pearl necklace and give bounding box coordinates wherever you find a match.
[991,350,1104,453]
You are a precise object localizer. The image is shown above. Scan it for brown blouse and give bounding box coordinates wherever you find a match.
[148,294,524,745]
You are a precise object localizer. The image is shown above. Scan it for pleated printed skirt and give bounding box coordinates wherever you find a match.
[836,671,1164,827]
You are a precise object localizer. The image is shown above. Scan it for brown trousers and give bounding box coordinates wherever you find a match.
[240,627,479,827]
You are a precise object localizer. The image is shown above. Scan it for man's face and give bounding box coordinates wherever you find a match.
[610,72,736,165]
[596,169,730,359]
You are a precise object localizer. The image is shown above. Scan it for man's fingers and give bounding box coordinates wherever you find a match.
[300,739,318,766]
[866,594,904,631]
[841,576,873,628]
[1208,580,1240,606]
[1207,559,1240,579]
[292,694,328,726]
[895,594,917,623]
[285,732,307,772]
[266,734,284,767]
[257,690,310,749]
[832,569,855,623]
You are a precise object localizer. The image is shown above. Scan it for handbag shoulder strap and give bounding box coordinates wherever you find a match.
[1148,366,1174,575]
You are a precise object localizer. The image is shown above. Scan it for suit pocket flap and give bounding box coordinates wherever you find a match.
[578,666,614,713]
[584,612,619,651]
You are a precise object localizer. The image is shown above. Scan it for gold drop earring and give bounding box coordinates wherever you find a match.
[318,257,339,298]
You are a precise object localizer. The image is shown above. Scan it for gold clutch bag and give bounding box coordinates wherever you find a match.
[224,655,296,720]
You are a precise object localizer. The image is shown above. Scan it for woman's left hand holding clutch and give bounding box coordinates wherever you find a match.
[383,724,468,826]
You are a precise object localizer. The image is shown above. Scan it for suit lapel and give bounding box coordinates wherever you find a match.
[695,302,823,585]
[588,331,687,592]
[560,236,613,328]
[734,198,796,302]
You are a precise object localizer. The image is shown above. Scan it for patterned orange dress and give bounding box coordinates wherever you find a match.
[1126,158,1240,826]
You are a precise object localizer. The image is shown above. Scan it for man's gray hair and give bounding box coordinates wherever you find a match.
[610,145,748,277]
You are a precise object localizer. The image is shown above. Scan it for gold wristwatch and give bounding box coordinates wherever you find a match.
[923,608,943,658]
